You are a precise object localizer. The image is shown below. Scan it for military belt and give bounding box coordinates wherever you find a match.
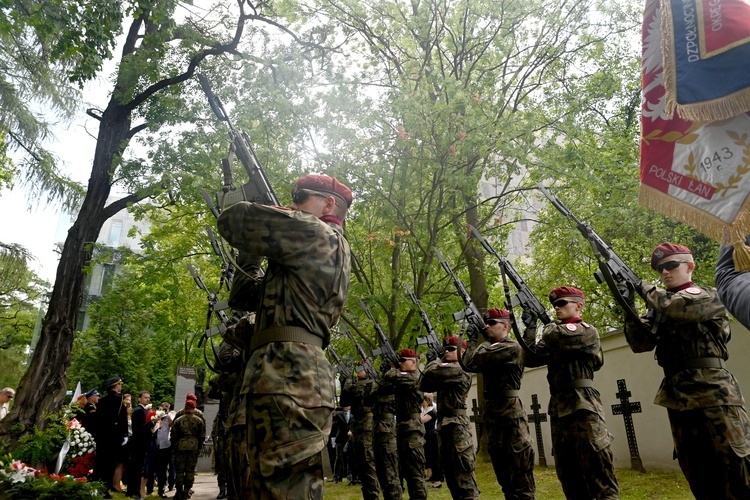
[438,408,467,417]
[550,379,594,395]
[376,412,396,421]
[663,357,725,376]
[250,325,323,352]
[484,390,520,399]
[398,412,422,422]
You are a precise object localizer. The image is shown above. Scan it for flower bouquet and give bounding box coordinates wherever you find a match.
[0,457,104,499]
[62,418,95,478]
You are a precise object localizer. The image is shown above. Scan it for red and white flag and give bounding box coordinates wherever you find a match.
[640,0,750,268]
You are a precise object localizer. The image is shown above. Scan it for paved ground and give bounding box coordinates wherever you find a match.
[130,473,221,500]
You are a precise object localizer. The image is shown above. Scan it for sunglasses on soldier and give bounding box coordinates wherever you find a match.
[444,346,458,352]
[654,260,689,273]
[485,319,503,326]
[292,189,330,205]
[552,299,576,308]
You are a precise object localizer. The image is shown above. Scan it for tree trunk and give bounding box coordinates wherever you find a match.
[0,103,131,447]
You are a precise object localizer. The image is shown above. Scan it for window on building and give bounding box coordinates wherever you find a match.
[108,220,123,247]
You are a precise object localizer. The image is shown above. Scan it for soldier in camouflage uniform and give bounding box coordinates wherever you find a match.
[373,362,402,500]
[340,362,380,500]
[171,400,206,500]
[623,243,750,499]
[715,234,750,330]
[420,336,479,499]
[382,349,428,500]
[463,309,535,499]
[217,174,352,500]
[523,287,619,500]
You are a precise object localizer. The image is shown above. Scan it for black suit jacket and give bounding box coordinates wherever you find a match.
[332,410,352,445]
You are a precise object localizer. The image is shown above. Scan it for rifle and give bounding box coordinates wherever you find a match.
[405,283,445,359]
[537,184,643,323]
[186,263,231,338]
[435,248,487,335]
[197,74,279,211]
[341,324,379,381]
[328,346,352,380]
[358,298,400,368]
[468,225,551,325]
[205,225,235,292]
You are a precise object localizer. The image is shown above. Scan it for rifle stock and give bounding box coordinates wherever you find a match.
[358,298,400,367]
[328,346,352,380]
[186,263,230,338]
[435,248,487,335]
[341,324,379,380]
[405,283,445,358]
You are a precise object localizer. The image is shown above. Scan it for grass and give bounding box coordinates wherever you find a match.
[324,456,691,499]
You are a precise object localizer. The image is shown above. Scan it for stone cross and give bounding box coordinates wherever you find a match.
[611,378,646,472]
[470,398,483,451]
[528,394,548,467]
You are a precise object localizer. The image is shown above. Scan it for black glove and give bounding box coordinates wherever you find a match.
[426,349,438,363]
[616,281,636,307]
[466,323,482,341]
[339,373,348,386]
[521,310,538,330]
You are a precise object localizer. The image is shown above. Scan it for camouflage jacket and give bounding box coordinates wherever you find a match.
[524,319,605,418]
[383,368,423,430]
[624,280,745,410]
[217,203,351,347]
[340,378,378,434]
[715,235,750,330]
[171,412,206,452]
[419,359,472,428]
[462,335,527,419]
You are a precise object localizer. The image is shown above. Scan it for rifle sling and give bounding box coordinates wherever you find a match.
[250,325,323,352]
[439,408,467,417]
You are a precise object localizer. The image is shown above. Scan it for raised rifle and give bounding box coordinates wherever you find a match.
[205,225,235,292]
[186,263,231,338]
[468,225,551,325]
[358,298,400,368]
[197,74,279,211]
[328,346,352,380]
[341,323,379,381]
[405,283,445,359]
[537,184,643,323]
[435,248,487,335]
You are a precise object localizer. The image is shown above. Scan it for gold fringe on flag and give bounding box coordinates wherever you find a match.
[660,0,750,123]
[639,185,750,271]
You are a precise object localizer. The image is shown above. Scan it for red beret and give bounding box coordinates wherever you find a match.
[292,174,353,208]
[186,393,197,401]
[443,335,467,348]
[483,308,510,321]
[549,286,584,303]
[185,400,197,409]
[399,349,419,359]
[650,242,692,270]
[356,360,367,372]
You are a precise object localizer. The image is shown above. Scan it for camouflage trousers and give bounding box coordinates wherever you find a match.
[226,422,249,499]
[438,420,479,499]
[213,430,228,491]
[668,405,750,499]
[245,342,335,500]
[352,429,380,500]
[373,417,402,500]
[550,410,619,500]
[485,413,536,500]
[397,421,428,500]
[175,449,200,499]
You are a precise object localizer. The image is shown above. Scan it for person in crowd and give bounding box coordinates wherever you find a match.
[114,394,133,494]
[171,399,206,500]
[151,402,173,499]
[92,377,128,498]
[419,394,442,489]
[0,387,15,420]
[715,234,750,330]
[340,361,380,499]
[127,391,153,499]
[462,308,536,499]
[216,173,352,499]
[80,389,100,437]
[420,337,479,498]
[625,242,750,498]
[382,349,428,500]
[523,288,619,499]
[332,404,354,483]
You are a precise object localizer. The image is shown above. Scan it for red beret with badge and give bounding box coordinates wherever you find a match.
[443,335,467,348]
[548,286,584,303]
[186,393,198,401]
[292,174,353,208]
[650,242,692,270]
[399,348,419,359]
[483,308,510,321]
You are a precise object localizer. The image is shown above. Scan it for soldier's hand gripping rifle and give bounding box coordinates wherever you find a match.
[358,298,400,369]
[468,225,549,356]
[537,184,643,324]
[341,323,380,381]
[197,74,280,211]
[405,283,445,360]
[328,346,352,381]
[435,248,487,372]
